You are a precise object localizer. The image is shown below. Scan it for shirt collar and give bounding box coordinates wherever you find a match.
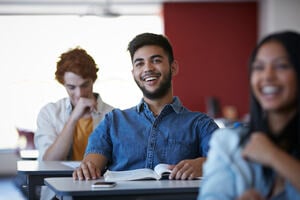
[66,98,73,114]
[136,96,183,114]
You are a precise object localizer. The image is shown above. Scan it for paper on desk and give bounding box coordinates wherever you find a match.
[61,161,81,169]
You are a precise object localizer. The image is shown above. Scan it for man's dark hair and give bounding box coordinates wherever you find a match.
[127,32,174,64]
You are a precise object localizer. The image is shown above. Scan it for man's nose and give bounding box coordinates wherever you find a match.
[74,87,85,97]
[144,61,154,71]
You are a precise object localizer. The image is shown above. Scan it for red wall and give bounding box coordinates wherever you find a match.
[163,2,257,119]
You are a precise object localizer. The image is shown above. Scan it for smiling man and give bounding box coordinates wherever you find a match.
[73,33,219,181]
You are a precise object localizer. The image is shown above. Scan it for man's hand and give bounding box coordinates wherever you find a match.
[73,160,101,180]
[168,157,205,180]
[71,97,97,121]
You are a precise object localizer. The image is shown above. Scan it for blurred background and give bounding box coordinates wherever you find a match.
[0,0,300,198]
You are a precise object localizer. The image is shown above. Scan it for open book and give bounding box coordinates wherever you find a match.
[103,163,172,181]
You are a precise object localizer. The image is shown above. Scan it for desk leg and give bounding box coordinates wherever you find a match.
[26,174,72,200]
[27,175,34,200]
[26,175,41,200]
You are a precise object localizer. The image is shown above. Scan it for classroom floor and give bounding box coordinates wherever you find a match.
[0,177,26,200]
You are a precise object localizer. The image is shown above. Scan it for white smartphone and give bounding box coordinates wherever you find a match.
[91,181,116,188]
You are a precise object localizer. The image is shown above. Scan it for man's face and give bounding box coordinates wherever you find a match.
[63,72,94,106]
[131,45,174,100]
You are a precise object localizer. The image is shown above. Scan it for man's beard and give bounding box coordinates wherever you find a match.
[135,70,172,100]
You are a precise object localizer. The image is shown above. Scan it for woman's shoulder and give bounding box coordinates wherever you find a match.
[210,126,248,153]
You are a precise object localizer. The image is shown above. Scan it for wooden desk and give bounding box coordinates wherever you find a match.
[17,160,79,200]
[45,177,201,200]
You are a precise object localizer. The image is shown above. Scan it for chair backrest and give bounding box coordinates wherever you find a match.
[16,128,35,150]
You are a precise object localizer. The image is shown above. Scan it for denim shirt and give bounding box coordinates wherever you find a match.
[85,96,218,170]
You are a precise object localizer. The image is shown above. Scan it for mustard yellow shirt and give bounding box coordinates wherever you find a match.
[72,117,93,160]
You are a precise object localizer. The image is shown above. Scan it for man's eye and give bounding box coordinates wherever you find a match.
[82,83,90,88]
[67,86,75,90]
[153,59,161,64]
[135,62,143,67]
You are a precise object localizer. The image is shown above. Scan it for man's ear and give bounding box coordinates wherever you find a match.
[171,60,179,76]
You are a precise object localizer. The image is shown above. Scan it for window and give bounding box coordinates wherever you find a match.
[0,15,163,148]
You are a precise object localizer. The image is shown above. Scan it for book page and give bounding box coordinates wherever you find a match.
[154,163,172,179]
[104,168,161,181]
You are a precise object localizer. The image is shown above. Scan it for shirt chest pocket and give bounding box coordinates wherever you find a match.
[159,139,198,163]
